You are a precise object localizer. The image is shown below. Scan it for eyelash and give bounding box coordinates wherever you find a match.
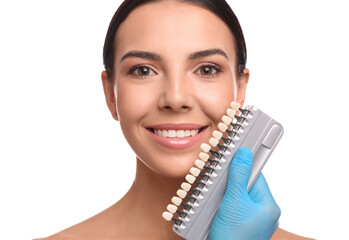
[128,64,156,78]
[127,64,223,78]
[195,63,223,78]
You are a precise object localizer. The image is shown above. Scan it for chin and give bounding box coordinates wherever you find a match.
[159,166,192,179]
[147,155,196,179]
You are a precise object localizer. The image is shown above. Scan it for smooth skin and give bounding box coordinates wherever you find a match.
[36,1,314,239]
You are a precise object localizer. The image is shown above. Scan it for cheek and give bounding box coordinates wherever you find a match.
[115,80,158,166]
[115,80,157,123]
[196,76,237,122]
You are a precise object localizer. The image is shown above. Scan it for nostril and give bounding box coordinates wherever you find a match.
[158,87,193,111]
[163,105,189,110]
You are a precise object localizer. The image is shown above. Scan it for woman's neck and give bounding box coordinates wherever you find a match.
[116,157,185,239]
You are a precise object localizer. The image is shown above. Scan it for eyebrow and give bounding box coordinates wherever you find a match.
[188,48,229,61]
[121,51,162,62]
[120,48,229,62]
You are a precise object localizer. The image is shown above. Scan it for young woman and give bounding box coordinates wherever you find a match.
[37,0,313,239]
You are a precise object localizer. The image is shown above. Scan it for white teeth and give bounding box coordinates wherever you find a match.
[168,130,176,138]
[209,137,219,147]
[199,152,209,161]
[222,115,233,125]
[195,159,205,169]
[201,143,211,153]
[162,211,173,221]
[177,130,184,138]
[185,174,196,184]
[167,204,178,214]
[153,129,200,138]
[218,122,228,132]
[226,108,236,118]
[190,167,201,177]
[212,130,223,140]
[230,101,240,110]
[177,189,187,198]
[181,182,191,191]
[172,196,182,206]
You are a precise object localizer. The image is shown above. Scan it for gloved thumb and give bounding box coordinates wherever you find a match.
[226,147,253,194]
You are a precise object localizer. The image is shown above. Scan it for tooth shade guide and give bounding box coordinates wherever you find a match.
[193,166,214,185]
[218,122,228,132]
[200,143,211,153]
[230,101,240,110]
[163,107,246,224]
[185,174,196,184]
[176,210,188,220]
[195,159,205,169]
[226,108,236,118]
[208,137,219,147]
[172,196,182,206]
[161,105,283,240]
[212,130,223,140]
[181,203,192,212]
[162,211,173,221]
[189,167,201,177]
[181,182,191,191]
[194,180,206,189]
[221,115,232,125]
[167,204,178,214]
[199,152,209,161]
[177,189,187,198]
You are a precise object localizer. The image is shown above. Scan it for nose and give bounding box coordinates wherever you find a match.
[158,71,194,112]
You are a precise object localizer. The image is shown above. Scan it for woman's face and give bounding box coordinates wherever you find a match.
[102,1,249,178]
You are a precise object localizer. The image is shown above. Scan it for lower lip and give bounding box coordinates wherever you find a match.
[147,128,207,149]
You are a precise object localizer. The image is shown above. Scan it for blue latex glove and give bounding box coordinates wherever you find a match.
[209,147,281,240]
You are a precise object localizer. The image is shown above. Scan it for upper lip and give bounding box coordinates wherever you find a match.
[146,123,208,130]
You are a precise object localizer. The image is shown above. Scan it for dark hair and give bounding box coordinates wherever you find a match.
[103,0,247,81]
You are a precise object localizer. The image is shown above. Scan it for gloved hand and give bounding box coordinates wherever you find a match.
[209,147,281,240]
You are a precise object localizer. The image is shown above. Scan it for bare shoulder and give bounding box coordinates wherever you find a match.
[33,204,122,240]
[272,228,315,240]
[32,231,89,240]
[32,220,107,240]
[32,234,69,240]
[32,228,111,240]
[32,220,95,240]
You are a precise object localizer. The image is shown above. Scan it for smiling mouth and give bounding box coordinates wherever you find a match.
[147,127,207,139]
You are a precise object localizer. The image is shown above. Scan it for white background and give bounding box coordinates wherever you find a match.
[0,1,348,239]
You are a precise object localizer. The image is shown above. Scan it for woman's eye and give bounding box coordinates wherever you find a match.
[130,66,156,77]
[195,65,221,76]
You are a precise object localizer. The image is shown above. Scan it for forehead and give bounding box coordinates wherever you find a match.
[114,1,236,62]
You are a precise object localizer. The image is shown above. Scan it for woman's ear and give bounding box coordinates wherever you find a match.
[236,68,250,107]
[101,71,118,121]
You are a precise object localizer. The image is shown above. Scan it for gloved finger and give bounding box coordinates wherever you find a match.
[249,173,281,227]
[249,173,277,205]
[226,147,253,194]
